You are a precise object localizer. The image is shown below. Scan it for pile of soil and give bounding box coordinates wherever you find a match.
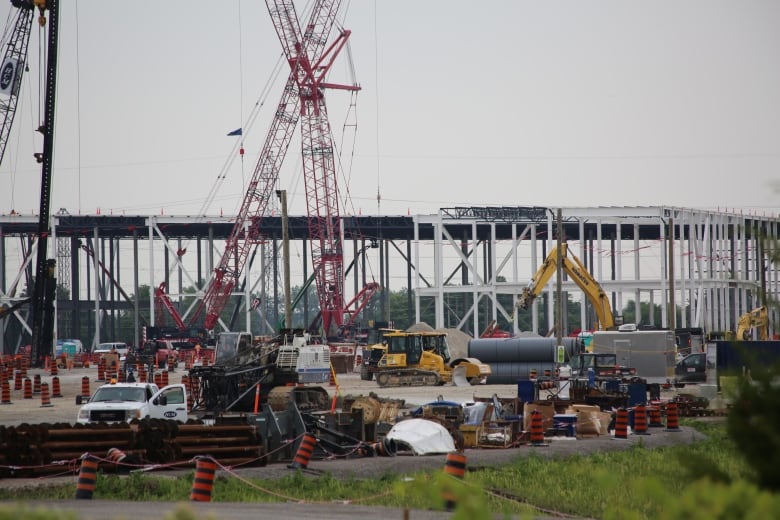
[406,322,473,359]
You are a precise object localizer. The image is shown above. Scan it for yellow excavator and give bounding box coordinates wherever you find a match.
[517,243,616,331]
[736,306,769,341]
[373,330,491,387]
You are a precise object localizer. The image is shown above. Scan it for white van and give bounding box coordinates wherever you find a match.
[93,342,129,357]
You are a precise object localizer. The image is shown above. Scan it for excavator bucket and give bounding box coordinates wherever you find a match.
[452,365,470,387]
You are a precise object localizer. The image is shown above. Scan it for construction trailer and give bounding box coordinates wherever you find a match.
[591,329,676,383]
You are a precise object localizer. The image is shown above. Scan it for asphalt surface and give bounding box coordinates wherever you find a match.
[12,500,454,520]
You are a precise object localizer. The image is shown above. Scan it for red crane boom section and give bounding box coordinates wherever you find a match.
[192,0,345,331]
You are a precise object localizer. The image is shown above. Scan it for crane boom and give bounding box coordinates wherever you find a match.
[193,0,362,338]
[0,0,34,168]
[193,0,328,330]
[517,243,616,331]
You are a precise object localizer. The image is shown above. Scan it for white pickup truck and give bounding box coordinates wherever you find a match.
[76,381,188,424]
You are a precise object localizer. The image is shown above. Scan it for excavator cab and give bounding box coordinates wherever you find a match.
[214,332,254,365]
[736,306,769,341]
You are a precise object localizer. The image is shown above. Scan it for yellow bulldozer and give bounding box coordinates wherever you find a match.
[373,330,491,387]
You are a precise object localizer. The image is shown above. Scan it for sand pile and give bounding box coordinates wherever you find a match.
[406,322,473,359]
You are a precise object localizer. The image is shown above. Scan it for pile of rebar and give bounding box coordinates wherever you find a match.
[0,419,266,478]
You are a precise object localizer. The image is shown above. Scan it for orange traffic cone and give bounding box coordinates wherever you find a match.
[75,455,99,499]
[665,402,682,432]
[288,433,317,469]
[40,382,53,407]
[190,457,217,502]
[530,410,548,447]
[441,451,467,511]
[0,378,11,405]
[648,405,663,427]
[51,376,63,398]
[633,404,650,435]
[613,408,629,439]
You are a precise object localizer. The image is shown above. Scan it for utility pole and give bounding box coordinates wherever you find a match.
[667,217,675,330]
[556,208,564,366]
[276,190,292,329]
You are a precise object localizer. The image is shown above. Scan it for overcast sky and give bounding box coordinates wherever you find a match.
[1,0,779,219]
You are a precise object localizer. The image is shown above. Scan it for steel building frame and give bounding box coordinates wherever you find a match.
[0,206,777,353]
[414,206,777,337]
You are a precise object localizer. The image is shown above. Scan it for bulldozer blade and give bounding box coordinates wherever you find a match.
[452,366,470,387]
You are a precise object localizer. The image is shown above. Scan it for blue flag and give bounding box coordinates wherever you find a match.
[227,128,242,136]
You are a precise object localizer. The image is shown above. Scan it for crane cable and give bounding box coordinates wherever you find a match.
[75,0,82,214]
[195,49,286,219]
[237,0,245,193]
[329,2,379,284]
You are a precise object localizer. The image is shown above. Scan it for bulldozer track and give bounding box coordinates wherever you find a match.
[375,369,441,387]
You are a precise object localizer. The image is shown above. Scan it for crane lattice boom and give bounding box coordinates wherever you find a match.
[194,0,361,337]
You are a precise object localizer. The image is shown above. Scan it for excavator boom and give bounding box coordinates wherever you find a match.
[736,306,769,341]
[517,243,615,331]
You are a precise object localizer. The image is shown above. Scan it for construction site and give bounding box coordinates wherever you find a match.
[0,1,778,518]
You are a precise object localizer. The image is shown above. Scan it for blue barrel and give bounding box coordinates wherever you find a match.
[628,382,647,407]
[517,379,536,403]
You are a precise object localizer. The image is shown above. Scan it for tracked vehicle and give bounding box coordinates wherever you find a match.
[188,329,332,416]
[373,330,491,387]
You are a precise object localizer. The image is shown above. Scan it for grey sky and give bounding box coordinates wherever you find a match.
[1,0,779,219]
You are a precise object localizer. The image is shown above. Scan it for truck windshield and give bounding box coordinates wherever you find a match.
[91,387,146,402]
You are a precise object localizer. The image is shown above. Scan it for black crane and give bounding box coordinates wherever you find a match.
[28,0,59,367]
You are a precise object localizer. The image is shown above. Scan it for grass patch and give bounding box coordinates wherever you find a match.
[0,419,767,519]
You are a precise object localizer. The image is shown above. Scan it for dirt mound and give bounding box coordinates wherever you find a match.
[439,328,471,359]
[405,322,473,359]
[406,322,434,332]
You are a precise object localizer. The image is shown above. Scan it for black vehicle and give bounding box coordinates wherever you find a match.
[674,352,707,384]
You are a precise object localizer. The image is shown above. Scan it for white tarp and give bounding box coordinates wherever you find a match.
[385,418,456,455]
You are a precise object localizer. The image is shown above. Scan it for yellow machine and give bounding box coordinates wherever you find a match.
[359,327,400,381]
[516,243,616,331]
[374,330,491,387]
[736,306,769,341]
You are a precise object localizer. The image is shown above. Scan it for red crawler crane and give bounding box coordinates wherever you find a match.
[190,0,377,338]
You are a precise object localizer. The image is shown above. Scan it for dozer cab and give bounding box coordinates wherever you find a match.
[359,327,401,381]
[373,330,491,387]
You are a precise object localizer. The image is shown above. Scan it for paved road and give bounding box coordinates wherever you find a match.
[10,500,452,520]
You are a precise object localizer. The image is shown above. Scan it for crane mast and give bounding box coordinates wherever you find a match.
[194,0,358,336]
[29,0,58,367]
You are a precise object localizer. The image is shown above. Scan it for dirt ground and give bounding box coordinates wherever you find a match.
[0,363,524,426]
[0,362,711,491]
